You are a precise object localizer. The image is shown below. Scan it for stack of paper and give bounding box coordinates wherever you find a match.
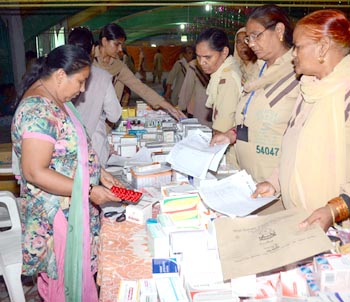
[199,170,276,217]
[166,129,228,179]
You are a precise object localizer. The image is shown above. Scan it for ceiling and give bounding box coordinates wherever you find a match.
[1,0,350,46]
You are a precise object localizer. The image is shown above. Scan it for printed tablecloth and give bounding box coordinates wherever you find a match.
[97,217,153,302]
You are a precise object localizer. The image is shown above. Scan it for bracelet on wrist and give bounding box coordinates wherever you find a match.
[327,196,350,223]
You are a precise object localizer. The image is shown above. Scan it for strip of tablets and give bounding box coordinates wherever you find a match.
[110,186,143,204]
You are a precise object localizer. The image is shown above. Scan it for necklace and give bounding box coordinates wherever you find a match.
[39,80,68,114]
[39,80,57,101]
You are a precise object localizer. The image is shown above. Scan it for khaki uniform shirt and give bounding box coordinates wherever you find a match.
[178,60,212,127]
[274,57,350,210]
[207,56,242,133]
[235,52,299,182]
[166,58,188,106]
[93,47,164,108]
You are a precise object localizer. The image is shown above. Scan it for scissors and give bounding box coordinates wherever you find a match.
[104,209,126,222]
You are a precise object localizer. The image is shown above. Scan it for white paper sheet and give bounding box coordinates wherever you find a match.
[199,170,276,217]
[166,129,229,179]
[107,147,153,167]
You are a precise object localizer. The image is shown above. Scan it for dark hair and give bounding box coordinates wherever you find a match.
[25,50,37,61]
[248,4,294,48]
[195,28,230,53]
[16,45,91,103]
[297,9,350,52]
[99,23,127,44]
[68,27,94,55]
[183,45,194,53]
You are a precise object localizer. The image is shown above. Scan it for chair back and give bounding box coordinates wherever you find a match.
[0,191,22,267]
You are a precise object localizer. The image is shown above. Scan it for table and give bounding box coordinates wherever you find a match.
[97,216,153,302]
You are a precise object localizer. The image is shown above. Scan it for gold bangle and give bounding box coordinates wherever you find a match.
[327,204,335,225]
[328,197,350,223]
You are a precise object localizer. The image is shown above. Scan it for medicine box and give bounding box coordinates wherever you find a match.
[157,213,177,235]
[133,163,161,173]
[280,268,309,297]
[138,279,157,302]
[151,151,169,163]
[128,107,136,117]
[163,129,175,143]
[313,253,350,292]
[160,193,201,227]
[118,280,138,302]
[131,165,172,189]
[145,142,175,153]
[170,229,207,255]
[125,198,153,225]
[298,263,320,295]
[152,258,179,278]
[121,108,129,119]
[146,223,169,258]
[120,144,137,158]
[155,276,188,302]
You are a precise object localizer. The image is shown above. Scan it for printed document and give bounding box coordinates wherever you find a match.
[199,170,276,217]
[107,147,153,167]
[214,208,333,280]
[166,129,229,179]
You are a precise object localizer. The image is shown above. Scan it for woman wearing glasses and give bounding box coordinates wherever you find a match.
[212,5,299,213]
[233,27,260,85]
[253,9,350,229]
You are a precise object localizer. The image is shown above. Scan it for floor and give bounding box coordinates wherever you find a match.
[0,276,42,302]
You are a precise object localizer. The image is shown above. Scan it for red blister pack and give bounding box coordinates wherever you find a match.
[110,186,143,205]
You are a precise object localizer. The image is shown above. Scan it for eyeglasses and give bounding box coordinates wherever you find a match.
[244,24,275,45]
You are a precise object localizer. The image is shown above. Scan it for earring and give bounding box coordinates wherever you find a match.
[279,36,284,42]
[318,56,325,64]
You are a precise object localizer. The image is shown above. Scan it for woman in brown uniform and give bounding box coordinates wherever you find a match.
[254,10,350,229]
[94,23,185,120]
[196,28,242,135]
[212,5,299,184]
